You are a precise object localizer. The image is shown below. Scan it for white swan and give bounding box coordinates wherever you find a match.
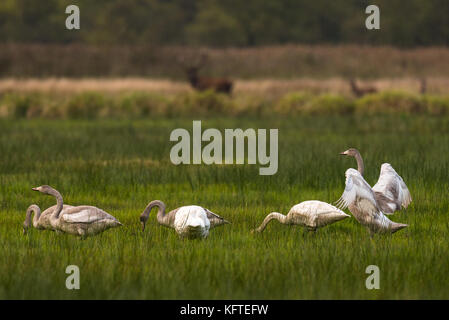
[340,148,412,214]
[23,203,74,234]
[336,168,408,236]
[32,185,122,237]
[139,200,230,239]
[253,200,350,233]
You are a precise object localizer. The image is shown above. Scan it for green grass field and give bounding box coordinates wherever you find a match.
[1,115,448,299]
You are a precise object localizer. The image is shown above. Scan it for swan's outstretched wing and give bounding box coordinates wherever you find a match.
[372,163,412,214]
[336,168,378,211]
[61,206,119,224]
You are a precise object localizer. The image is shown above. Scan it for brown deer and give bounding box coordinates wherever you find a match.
[178,53,233,94]
[349,78,377,97]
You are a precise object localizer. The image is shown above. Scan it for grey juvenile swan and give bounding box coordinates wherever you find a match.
[340,148,412,214]
[336,168,408,236]
[32,185,122,237]
[23,203,74,234]
[253,200,350,233]
[140,200,230,239]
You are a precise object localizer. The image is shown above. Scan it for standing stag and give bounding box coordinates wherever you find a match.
[349,78,377,97]
[178,53,233,94]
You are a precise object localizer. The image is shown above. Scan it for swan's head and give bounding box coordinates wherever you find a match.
[340,148,359,157]
[139,214,148,232]
[32,185,55,195]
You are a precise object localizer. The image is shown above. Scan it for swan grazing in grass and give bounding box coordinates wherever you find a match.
[340,148,412,214]
[32,185,122,237]
[336,168,408,236]
[139,200,230,239]
[23,204,74,234]
[253,200,350,233]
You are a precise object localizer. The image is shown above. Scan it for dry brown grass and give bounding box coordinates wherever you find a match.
[1,77,448,99]
[0,78,189,94]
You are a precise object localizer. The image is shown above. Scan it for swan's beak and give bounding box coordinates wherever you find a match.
[223,219,231,224]
[141,221,146,232]
[22,226,27,235]
[340,151,348,156]
[32,187,39,192]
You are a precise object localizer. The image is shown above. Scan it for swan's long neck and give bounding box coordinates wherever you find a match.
[255,212,288,232]
[140,200,169,230]
[49,188,64,222]
[24,205,41,232]
[353,150,364,176]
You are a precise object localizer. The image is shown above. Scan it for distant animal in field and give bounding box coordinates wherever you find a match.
[336,169,408,237]
[23,204,74,234]
[32,185,122,238]
[178,53,233,94]
[420,78,427,94]
[252,200,349,233]
[349,78,377,97]
[139,200,230,239]
[340,148,412,214]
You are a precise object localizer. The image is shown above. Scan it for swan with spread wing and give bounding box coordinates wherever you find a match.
[139,200,230,239]
[336,168,408,236]
[340,148,412,214]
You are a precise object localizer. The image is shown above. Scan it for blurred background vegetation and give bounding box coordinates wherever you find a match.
[1,0,449,116]
[0,0,448,79]
[0,0,448,47]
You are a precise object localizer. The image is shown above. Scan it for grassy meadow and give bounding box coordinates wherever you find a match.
[1,114,449,299]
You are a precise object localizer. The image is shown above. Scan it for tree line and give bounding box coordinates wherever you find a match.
[0,0,448,47]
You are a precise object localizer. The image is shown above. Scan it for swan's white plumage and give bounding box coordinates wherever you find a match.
[61,207,117,224]
[254,200,349,233]
[290,201,350,228]
[340,148,412,214]
[337,168,408,235]
[140,200,228,238]
[372,163,412,214]
[174,205,210,239]
[32,185,122,237]
[36,205,75,230]
[337,168,378,210]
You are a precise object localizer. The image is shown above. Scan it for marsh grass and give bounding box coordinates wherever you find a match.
[1,90,449,120]
[0,116,448,299]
